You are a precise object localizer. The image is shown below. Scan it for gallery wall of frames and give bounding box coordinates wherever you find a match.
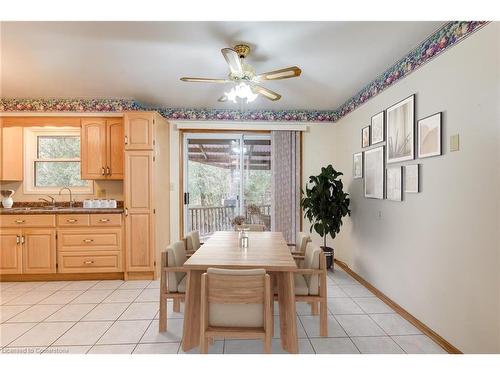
[352,94,443,201]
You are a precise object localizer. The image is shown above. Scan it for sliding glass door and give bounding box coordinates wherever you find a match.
[183,133,271,239]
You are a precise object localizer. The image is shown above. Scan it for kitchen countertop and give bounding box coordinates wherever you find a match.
[0,207,124,215]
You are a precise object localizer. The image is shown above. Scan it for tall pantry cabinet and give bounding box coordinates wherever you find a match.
[123,112,170,280]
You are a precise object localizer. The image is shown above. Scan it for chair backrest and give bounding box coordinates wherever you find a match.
[185,230,201,251]
[204,268,268,328]
[303,243,321,295]
[234,224,266,232]
[166,241,187,292]
[295,232,311,253]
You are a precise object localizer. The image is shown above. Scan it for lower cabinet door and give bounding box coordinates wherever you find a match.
[22,229,56,274]
[0,229,22,274]
[125,212,154,271]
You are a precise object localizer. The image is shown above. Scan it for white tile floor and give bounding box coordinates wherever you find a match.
[0,267,447,354]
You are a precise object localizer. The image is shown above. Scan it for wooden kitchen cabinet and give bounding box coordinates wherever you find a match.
[22,229,56,274]
[106,118,124,179]
[0,229,23,274]
[124,112,156,150]
[123,112,170,279]
[0,125,23,181]
[81,118,123,180]
[0,228,56,275]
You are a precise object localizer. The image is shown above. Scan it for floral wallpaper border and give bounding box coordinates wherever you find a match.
[333,21,489,120]
[0,21,489,123]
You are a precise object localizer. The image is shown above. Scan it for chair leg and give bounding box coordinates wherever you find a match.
[319,299,328,337]
[310,301,319,315]
[200,334,209,354]
[173,298,181,313]
[264,332,272,354]
[159,296,167,332]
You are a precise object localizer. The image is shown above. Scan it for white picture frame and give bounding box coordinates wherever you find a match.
[386,166,403,201]
[371,111,385,144]
[386,94,415,164]
[418,112,442,158]
[405,164,420,193]
[362,126,370,148]
[353,152,363,179]
[364,146,384,200]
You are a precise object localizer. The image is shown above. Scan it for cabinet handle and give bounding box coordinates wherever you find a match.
[101,167,106,176]
[16,235,20,244]
[14,219,26,224]
[83,239,94,243]
[66,219,78,223]
[83,260,94,265]
[124,135,128,145]
[21,236,25,244]
[106,166,110,175]
[99,218,110,222]
[124,208,128,216]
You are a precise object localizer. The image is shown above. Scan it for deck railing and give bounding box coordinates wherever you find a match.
[188,204,271,238]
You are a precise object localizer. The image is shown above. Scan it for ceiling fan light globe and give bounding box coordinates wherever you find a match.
[224,82,258,104]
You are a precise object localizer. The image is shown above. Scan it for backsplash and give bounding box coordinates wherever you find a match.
[0,180,123,204]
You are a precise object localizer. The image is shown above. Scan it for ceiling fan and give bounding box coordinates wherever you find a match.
[180,44,302,103]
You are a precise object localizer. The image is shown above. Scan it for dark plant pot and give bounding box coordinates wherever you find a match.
[320,246,334,270]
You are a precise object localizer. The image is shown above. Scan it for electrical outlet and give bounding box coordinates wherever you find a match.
[378,210,382,219]
[450,134,460,152]
[170,183,175,191]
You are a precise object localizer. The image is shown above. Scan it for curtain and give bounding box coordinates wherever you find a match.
[271,131,301,244]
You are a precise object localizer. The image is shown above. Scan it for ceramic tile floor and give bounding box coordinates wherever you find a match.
[0,267,447,354]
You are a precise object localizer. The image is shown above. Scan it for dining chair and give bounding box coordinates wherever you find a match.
[234,224,266,231]
[185,230,202,252]
[200,268,273,354]
[159,240,189,332]
[288,231,311,255]
[290,243,328,336]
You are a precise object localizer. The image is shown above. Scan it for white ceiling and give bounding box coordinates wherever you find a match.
[0,21,445,111]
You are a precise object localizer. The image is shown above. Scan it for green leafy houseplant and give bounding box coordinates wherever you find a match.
[301,165,351,250]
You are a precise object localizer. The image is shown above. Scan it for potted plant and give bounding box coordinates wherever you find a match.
[301,165,351,269]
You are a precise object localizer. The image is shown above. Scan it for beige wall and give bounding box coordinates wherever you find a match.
[303,23,500,353]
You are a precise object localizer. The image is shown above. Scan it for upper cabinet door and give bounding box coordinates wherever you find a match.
[1,126,23,181]
[81,119,107,179]
[106,119,124,179]
[124,113,154,150]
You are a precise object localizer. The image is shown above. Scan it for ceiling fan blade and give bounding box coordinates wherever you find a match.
[251,84,281,101]
[256,66,302,81]
[180,77,229,83]
[221,48,243,75]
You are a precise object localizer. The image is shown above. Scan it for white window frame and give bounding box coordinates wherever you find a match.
[23,127,94,195]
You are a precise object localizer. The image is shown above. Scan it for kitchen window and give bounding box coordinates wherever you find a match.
[24,127,93,194]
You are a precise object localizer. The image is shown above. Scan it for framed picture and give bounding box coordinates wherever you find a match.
[405,164,419,193]
[418,112,442,158]
[386,166,403,201]
[371,111,385,144]
[364,146,384,199]
[386,94,415,163]
[362,126,370,148]
[353,152,363,179]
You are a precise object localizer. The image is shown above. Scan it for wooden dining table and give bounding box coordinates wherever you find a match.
[181,231,299,353]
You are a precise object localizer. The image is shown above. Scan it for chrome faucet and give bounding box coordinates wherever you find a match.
[59,187,74,207]
[38,195,56,207]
